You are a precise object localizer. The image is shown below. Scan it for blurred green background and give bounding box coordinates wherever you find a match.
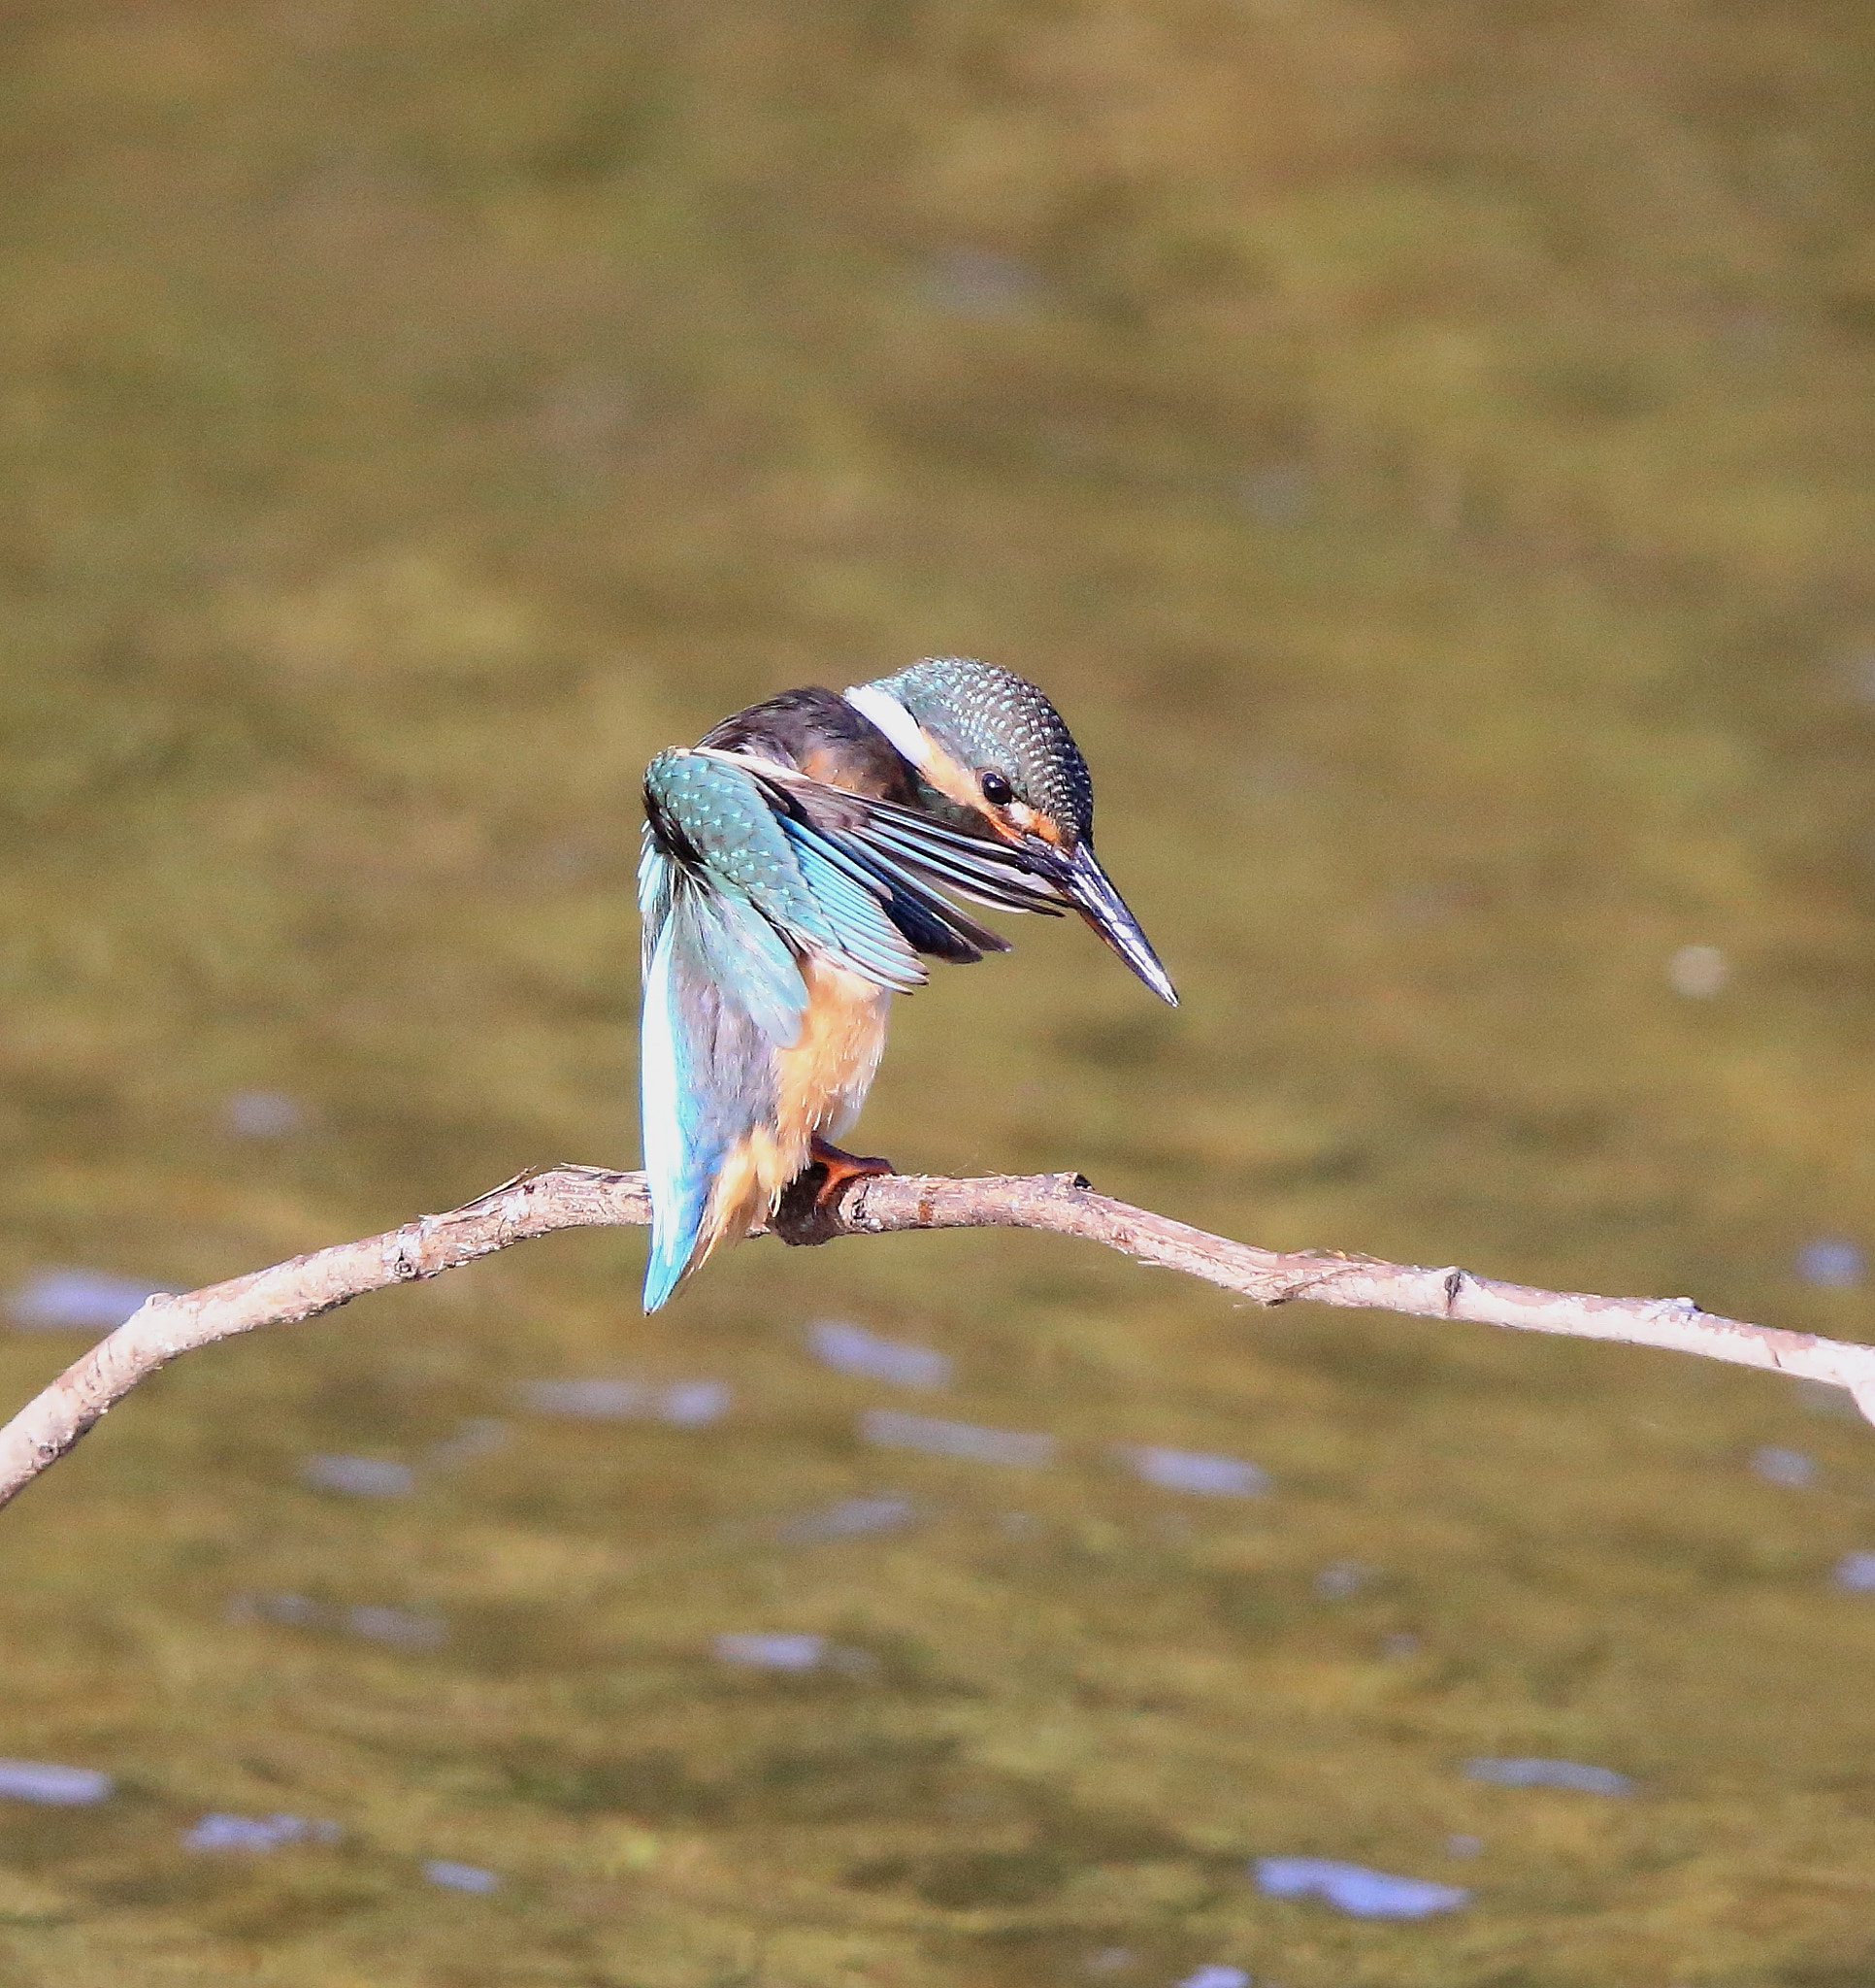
[4,0,1875,1980]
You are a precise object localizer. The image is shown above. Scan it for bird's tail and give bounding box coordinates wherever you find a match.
[644,1140,780,1311]
[641,1186,709,1314]
[640,911,716,1310]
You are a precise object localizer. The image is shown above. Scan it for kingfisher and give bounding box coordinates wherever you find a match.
[637,656,1176,1310]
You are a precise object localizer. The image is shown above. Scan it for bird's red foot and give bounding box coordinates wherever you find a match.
[807,1138,895,1207]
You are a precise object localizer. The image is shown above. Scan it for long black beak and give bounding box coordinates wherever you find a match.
[1050,841,1178,1006]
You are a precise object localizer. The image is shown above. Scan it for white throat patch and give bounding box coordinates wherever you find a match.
[842,682,932,769]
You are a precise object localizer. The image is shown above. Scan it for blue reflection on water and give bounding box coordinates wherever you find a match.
[1255,1856,1470,1918]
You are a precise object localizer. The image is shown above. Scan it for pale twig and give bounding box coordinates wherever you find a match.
[2,1164,1871,1511]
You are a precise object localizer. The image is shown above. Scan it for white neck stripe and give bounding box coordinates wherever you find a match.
[842,682,931,767]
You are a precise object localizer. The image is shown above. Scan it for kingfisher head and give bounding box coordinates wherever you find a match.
[844,657,1177,1005]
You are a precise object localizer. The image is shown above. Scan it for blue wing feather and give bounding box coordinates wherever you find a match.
[692,747,1067,920]
[777,824,926,989]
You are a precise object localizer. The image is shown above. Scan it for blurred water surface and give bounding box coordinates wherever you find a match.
[3,2,1875,1982]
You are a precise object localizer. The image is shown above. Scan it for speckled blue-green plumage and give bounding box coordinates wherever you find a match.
[873,657,1096,844]
[642,750,924,997]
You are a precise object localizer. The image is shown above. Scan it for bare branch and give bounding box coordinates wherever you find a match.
[3,1163,1871,1512]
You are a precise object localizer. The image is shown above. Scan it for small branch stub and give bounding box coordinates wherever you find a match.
[0,1163,1871,1512]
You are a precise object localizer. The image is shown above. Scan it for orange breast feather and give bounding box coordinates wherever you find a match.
[697,956,890,1265]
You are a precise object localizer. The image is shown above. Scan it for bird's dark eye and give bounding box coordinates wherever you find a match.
[979,770,1014,806]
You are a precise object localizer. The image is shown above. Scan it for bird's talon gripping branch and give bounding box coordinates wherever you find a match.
[807,1138,895,1206]
[770,1143,896,1246]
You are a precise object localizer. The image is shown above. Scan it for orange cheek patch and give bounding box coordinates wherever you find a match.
[915,739,998,819]
[1006,802,1062,845]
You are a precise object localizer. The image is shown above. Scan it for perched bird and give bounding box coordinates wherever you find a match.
[637,657,1176,1309]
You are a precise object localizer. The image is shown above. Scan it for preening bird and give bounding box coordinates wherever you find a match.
[636,657,1176,1310]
